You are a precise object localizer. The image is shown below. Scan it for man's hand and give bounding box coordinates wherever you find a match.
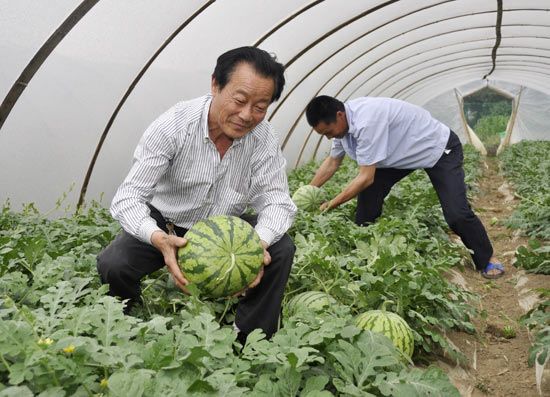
[151,230,190,293]
[249,240,271,286]
[320,200,334,212]
[233,240,271,297]
[260,240,271,266]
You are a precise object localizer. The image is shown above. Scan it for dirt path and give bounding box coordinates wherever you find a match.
[437,157,550,396]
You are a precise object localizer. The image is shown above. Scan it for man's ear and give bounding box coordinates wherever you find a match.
[336,110,348,130]
[211,76,219,94]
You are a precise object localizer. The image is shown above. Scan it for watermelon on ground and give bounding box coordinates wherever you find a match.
[285,291,337,317]
[355,309,415,359]
[177,215,264,298]
[292,185,327,212]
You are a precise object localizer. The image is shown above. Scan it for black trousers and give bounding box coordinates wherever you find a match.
[355,131,493,270]
[97,206,295,338]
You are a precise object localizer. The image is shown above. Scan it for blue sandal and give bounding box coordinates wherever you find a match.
[481,262,505,279]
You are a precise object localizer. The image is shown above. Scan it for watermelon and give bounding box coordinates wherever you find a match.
[285,291,336,316]
[177,215,264,298]
[355,309,414,359]
[292,185,327,212]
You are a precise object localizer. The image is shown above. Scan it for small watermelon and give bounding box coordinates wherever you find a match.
[292,185,327,212]
[285,291,337,316]
[355,309,414,359]
[177,215,264,298]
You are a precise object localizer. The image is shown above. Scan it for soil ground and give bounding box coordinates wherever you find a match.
[434,157,550,397]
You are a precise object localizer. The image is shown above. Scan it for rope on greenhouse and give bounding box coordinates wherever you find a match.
[483,0,503,79]
[0,0,99,130]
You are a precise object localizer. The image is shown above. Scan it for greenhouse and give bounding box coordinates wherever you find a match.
[1,1,549,396]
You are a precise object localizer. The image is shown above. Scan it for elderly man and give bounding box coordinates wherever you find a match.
[97,47,297,343]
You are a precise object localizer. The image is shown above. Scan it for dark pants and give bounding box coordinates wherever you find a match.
[355,131,493,270]
[97,206,295,338]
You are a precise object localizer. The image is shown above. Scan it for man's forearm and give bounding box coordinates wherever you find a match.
[327,165,376,209]
[310,157,341,187]
[330,176,373,208]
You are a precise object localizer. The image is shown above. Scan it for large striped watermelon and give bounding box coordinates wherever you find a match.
[177,215,264,298]
[292,185,327,212]
[355,309,414,359]
[285,291,337,317]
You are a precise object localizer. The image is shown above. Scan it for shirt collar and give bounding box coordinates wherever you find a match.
[344,102,356,136]
[202,95,211,142]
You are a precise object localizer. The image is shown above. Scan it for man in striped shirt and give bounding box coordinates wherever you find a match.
[97,47,297,344]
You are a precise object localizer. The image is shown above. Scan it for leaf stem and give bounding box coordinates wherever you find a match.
[218,299,232,323]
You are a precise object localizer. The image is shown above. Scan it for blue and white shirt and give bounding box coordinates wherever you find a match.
[330,97,450,169]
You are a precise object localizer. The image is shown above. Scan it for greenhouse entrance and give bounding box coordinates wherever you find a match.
[464,87,512,156]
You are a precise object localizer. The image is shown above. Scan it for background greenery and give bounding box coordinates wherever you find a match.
[463,88,512,151]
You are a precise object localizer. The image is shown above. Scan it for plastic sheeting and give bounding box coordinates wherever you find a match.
[1,0,549,211]
[424,80,550,153]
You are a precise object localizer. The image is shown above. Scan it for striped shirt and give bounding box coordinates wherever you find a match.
[111,94,296,246]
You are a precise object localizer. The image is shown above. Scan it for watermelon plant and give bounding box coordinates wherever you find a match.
[0,145,493,395]
[500,141,550,240]
[292,185,327,212]
[0,201,461,396]
[178,215,264,298]
[499,141,550,388]
[286,153,479,361]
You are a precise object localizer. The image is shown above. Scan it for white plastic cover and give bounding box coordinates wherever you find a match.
[424,80,550,153]
[1,0,549,211]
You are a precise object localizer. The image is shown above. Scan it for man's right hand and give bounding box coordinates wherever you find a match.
[151,230,190,293]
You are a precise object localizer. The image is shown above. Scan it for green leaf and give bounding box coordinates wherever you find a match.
[36,387,65,397]
[378,367,460,397]
[187,379,216,393]
[301,375,331,395]
[108,369,154,397]
[0,386,33,397]
[329,331,401,394]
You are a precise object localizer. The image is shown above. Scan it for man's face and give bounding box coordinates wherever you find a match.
[209,62,275,139]
[313,111,348,139]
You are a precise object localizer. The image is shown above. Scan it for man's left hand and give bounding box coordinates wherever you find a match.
[233,240,270,297]
[320,200,333,212]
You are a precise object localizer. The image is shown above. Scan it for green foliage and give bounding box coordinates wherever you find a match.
[519,292,550,367]
[286,151,480,363]
[515,240,550,275]
[500,140,550,281]
[463,87,512,127]
[462,145,483,198]
[0,141,493,395]
[501,141,549,373]
[499,141,550,240]
[0,196,461,394]
[0,200,119,279]
[502,325,517,339]
[474,115,508,147]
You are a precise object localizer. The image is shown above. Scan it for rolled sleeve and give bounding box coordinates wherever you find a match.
[254,225,278,246]
[139,219,163,245]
